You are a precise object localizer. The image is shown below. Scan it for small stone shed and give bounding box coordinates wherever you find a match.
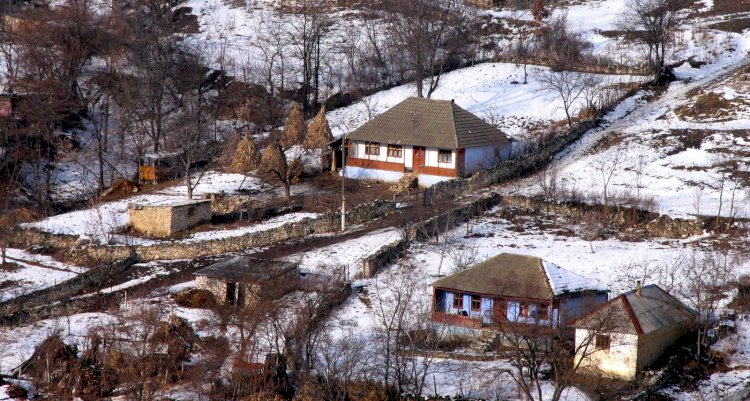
[128,198,211,237]
[194,256,299,306]
[572,284,695,381]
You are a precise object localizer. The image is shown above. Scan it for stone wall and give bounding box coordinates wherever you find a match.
[359,193,502,278]
[12,199,394,265]
[430,119,602,201]
[0,257,138,326]
[171,201,212,234]
[361,240,405,278]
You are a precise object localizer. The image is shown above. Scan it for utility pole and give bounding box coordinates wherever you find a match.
[341,134,347,231]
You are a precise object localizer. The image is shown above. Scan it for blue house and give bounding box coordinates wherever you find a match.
[432,253,608,330]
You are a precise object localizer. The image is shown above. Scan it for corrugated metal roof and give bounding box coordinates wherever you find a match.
[624,285,696,334]
[347,97,511,149]
[572,285,696,335]
[194,255,297,282]
[432,253,603,300]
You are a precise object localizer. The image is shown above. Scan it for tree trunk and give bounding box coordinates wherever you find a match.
[186,164,193,199]
[283,182,291,200]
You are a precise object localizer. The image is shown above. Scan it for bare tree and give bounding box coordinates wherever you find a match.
[260,141,302,201]
[618,0,683,81]
[593,144,625,206]
[285,0,331,115]
[678,251,735,360]
[164,50,218,199]
[386,0,469,98]
[490,291,628,401]
[537,69,599,127]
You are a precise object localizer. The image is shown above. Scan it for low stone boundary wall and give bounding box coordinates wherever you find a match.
[0,257,138,326]
[359,193,502,278]
[13,200,394,265]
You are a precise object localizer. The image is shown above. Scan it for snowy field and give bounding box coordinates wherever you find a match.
[184,212,319,242]
[0,249,86,302]
[24,171,268,242]
[502,32,750,219]
[0,312,113,375]
[326,63,648,139]
[286,227,401,280]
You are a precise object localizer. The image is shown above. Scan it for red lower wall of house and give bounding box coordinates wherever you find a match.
[415,165,458,177]
[347,157,405,173]
[433,311,482,329]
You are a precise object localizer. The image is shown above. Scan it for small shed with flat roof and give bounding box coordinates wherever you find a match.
[194,256,299,306]
[128,198,211,237]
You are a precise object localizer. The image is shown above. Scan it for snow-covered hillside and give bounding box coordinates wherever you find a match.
[503,32,750,218]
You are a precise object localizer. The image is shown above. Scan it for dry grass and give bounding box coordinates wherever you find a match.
[709,17,750,33]
[173,288,217,308]
[675,92,733,120]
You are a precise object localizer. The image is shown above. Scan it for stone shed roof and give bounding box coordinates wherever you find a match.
[432,253,606,300]
[346,97,511,149]
[194,256,298,283]
[572,285,696,335]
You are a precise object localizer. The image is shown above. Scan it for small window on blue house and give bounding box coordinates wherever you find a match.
[471,295,481,311]
[453,293,464,309]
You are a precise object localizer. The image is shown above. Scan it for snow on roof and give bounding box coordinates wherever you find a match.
[434,253,607,300]
[542,259,608,295]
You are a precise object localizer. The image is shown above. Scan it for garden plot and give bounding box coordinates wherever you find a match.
[183,212,319,242]
[287,227,401,280]
[0,249,86,302]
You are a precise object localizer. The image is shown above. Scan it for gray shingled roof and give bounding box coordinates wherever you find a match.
[194,255,297,282]
[347,97,511,149]
[432,253,604,300]
[573,285,696,335]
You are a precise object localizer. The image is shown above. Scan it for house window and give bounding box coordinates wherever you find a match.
[453,293,464,309]
[519,303,531,318]
[438,149,452,163]
[595,334,611,350]
[536,303,549,321]
[365,142,380,156]
[471,295,481,311]
[387,145,403,158]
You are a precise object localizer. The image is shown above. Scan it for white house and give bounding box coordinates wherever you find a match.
[343,97,513,186]
[572,284,695,381]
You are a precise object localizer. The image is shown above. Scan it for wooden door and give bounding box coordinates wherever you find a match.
[413,146,425,173]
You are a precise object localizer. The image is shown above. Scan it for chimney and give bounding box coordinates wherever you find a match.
[451,99,454,104]
[636,280,641,297]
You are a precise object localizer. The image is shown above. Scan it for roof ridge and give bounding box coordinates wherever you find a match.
[619,294,644,335]
[537,257,555,298]
[449,101,459,149]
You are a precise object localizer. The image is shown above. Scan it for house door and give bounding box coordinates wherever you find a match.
[493,298,507,325]
[226,282,237,305]
[413,146,425,173]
